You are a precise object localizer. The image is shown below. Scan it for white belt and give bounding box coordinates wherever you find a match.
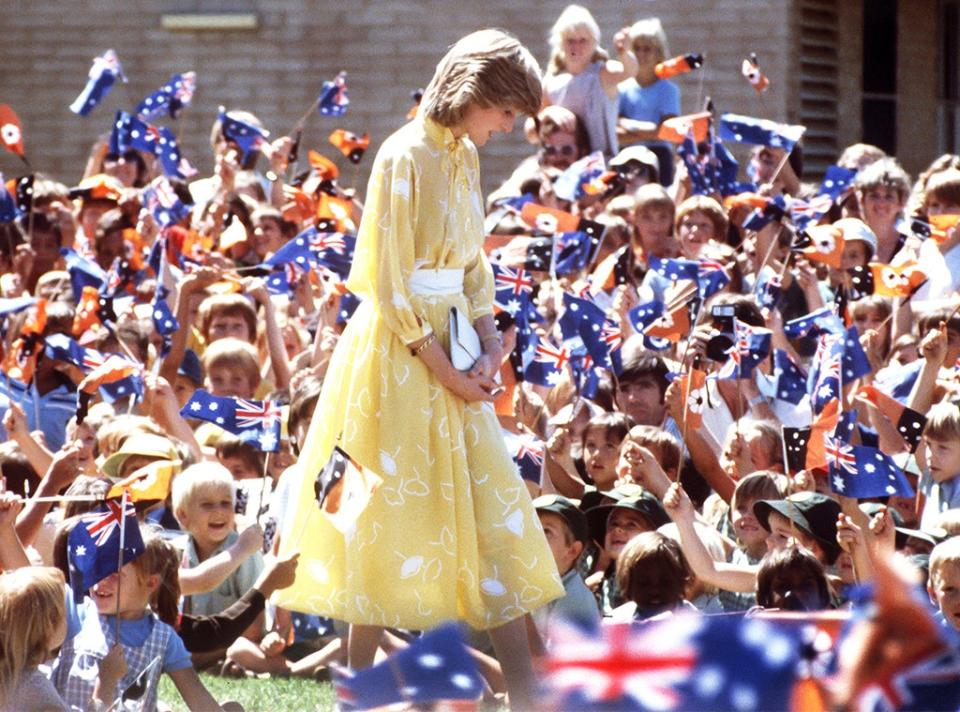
[407,268,464,296]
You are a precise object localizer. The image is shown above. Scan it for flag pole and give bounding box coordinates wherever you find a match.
[114,489,128,643]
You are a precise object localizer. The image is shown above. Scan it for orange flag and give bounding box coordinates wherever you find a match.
[329,129,370,164]
[107,460,180,502]
[928,214,960,243]
[654,53,703,80]
[680,368,708,430]
[307,150,339,181]
[644,301,692,343]
[72,286,103,337]
[869,262,927,298]
[741,53,770,93]
[805,398,840,470]
[519,203,580,234]
[793,224,844,268]
[2,299,46,383]
[79,353,141,394]
[316,192,354,233]
[656,112,711,144]
[0,104,25,158]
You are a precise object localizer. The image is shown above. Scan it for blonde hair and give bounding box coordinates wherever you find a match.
[628,18,669,62]
[201,337,260,388]
[930,536,960,590]
[925,402,960,444]
[547,5,607,75]
[172,462,235,517]
[420,29,542,127]
[0,567,66,704]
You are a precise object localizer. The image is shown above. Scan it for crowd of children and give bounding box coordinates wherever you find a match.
[1,2,960,709]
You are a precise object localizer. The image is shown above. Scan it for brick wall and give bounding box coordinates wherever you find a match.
[0,0,847,198]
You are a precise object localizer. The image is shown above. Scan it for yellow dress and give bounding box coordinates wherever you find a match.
[276,117,563,630]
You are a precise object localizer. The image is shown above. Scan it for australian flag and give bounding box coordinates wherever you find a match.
[136,71,196,121]
[771,349,808,405]
[715,319,771,380]
[753,266,783,310]
[70,49,125,116]
[543,614,801,711]
[827,438,915,499]
[678,134,712,195]
[742,194,787,232]
[110,111,195,179]
[44,334,143,404]
[524,336,571,387]
[554,230,600,276]
[219,107,269,163]
[558,292,623,374]
[181,390,283,452]
[784,307,844,339]
[318,71,349,117]
[67,497,144,598]
[60,247,107,302]
[334,623,482,710]
[503,429,545,484]
[648,257,730,299]
[554,151,606,201]
[492,264,538,322]
[261,227,355,279]
[718,113,806,152]
[142,176,192,228]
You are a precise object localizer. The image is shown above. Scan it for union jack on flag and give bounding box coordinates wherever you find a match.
[317,71,349,116]
[82,498,135,546]
[535,341,571,370]
[494,264,533,296]
[309,231,348,253]
[235,398,282,429]
[824,436,858,476]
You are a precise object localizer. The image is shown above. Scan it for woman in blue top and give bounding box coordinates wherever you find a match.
[617,18,681,186]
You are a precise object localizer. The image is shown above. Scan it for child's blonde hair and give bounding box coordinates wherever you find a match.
[420,29,542,127]
[929,536,960,590]
[201,337,260,388]
[0,567,66,704]
[547,5,606,75]
[171,462,236,519]
[627,18,669,62]
[925,402,960,444]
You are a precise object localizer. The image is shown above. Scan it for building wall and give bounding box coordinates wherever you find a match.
[896,0,939,178]
[0,0,795,196]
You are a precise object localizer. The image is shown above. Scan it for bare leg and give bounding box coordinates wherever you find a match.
[489,617,537,710]
[288,637,345,677]
[347,623,383,669]
[226,637,293,675]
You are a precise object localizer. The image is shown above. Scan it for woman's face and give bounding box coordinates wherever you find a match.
[677,210,715,259]
[540,130,581,170]
[860,186,903,227]
[459,105,516,147]
[562,31,596,73]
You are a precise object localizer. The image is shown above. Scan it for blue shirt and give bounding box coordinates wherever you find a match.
[618,78,680,124]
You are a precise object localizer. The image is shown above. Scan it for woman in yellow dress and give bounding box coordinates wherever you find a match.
[277,29,564,704]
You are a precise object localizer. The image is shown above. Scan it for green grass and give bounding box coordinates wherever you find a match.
[158,673,337,711]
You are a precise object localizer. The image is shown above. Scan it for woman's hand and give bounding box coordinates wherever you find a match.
[443,368,497,403]
[468,352,500,383]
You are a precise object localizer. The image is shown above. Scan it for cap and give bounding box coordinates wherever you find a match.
[533,494,590,544]
[609,145,660,172]
[579,482,645,513]
[101,433,179,478]
[69,173,123,203]
[177,349,203,386]
[754,492,842,561]
[834,218,877,258]
[585,490,670,545]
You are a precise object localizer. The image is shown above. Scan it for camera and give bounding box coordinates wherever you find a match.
[706,304,736,361]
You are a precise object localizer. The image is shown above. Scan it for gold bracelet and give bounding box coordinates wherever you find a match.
[410,333,436,357]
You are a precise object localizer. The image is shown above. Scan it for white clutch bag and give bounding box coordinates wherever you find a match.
[449,306,481,371]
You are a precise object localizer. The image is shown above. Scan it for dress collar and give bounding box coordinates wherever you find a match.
[422,116,467,153]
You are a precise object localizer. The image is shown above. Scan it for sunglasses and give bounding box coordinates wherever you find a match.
[541,144,578,157]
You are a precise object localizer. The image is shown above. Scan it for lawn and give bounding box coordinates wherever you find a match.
[157,674,338,711]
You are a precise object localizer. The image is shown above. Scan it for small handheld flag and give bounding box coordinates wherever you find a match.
[656,112,711,144]
[329,129,369,164]
[136,71,196,121]
[741,53,770,93]
[654,53,703,80]
[719,113,806,151]
[67,498,144,598]
[317,71,349,117]
[181,390,283,452]
[314,446,382,533]
[0,105,25,160]
[218,107,269,163]
[70,49,125,116]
